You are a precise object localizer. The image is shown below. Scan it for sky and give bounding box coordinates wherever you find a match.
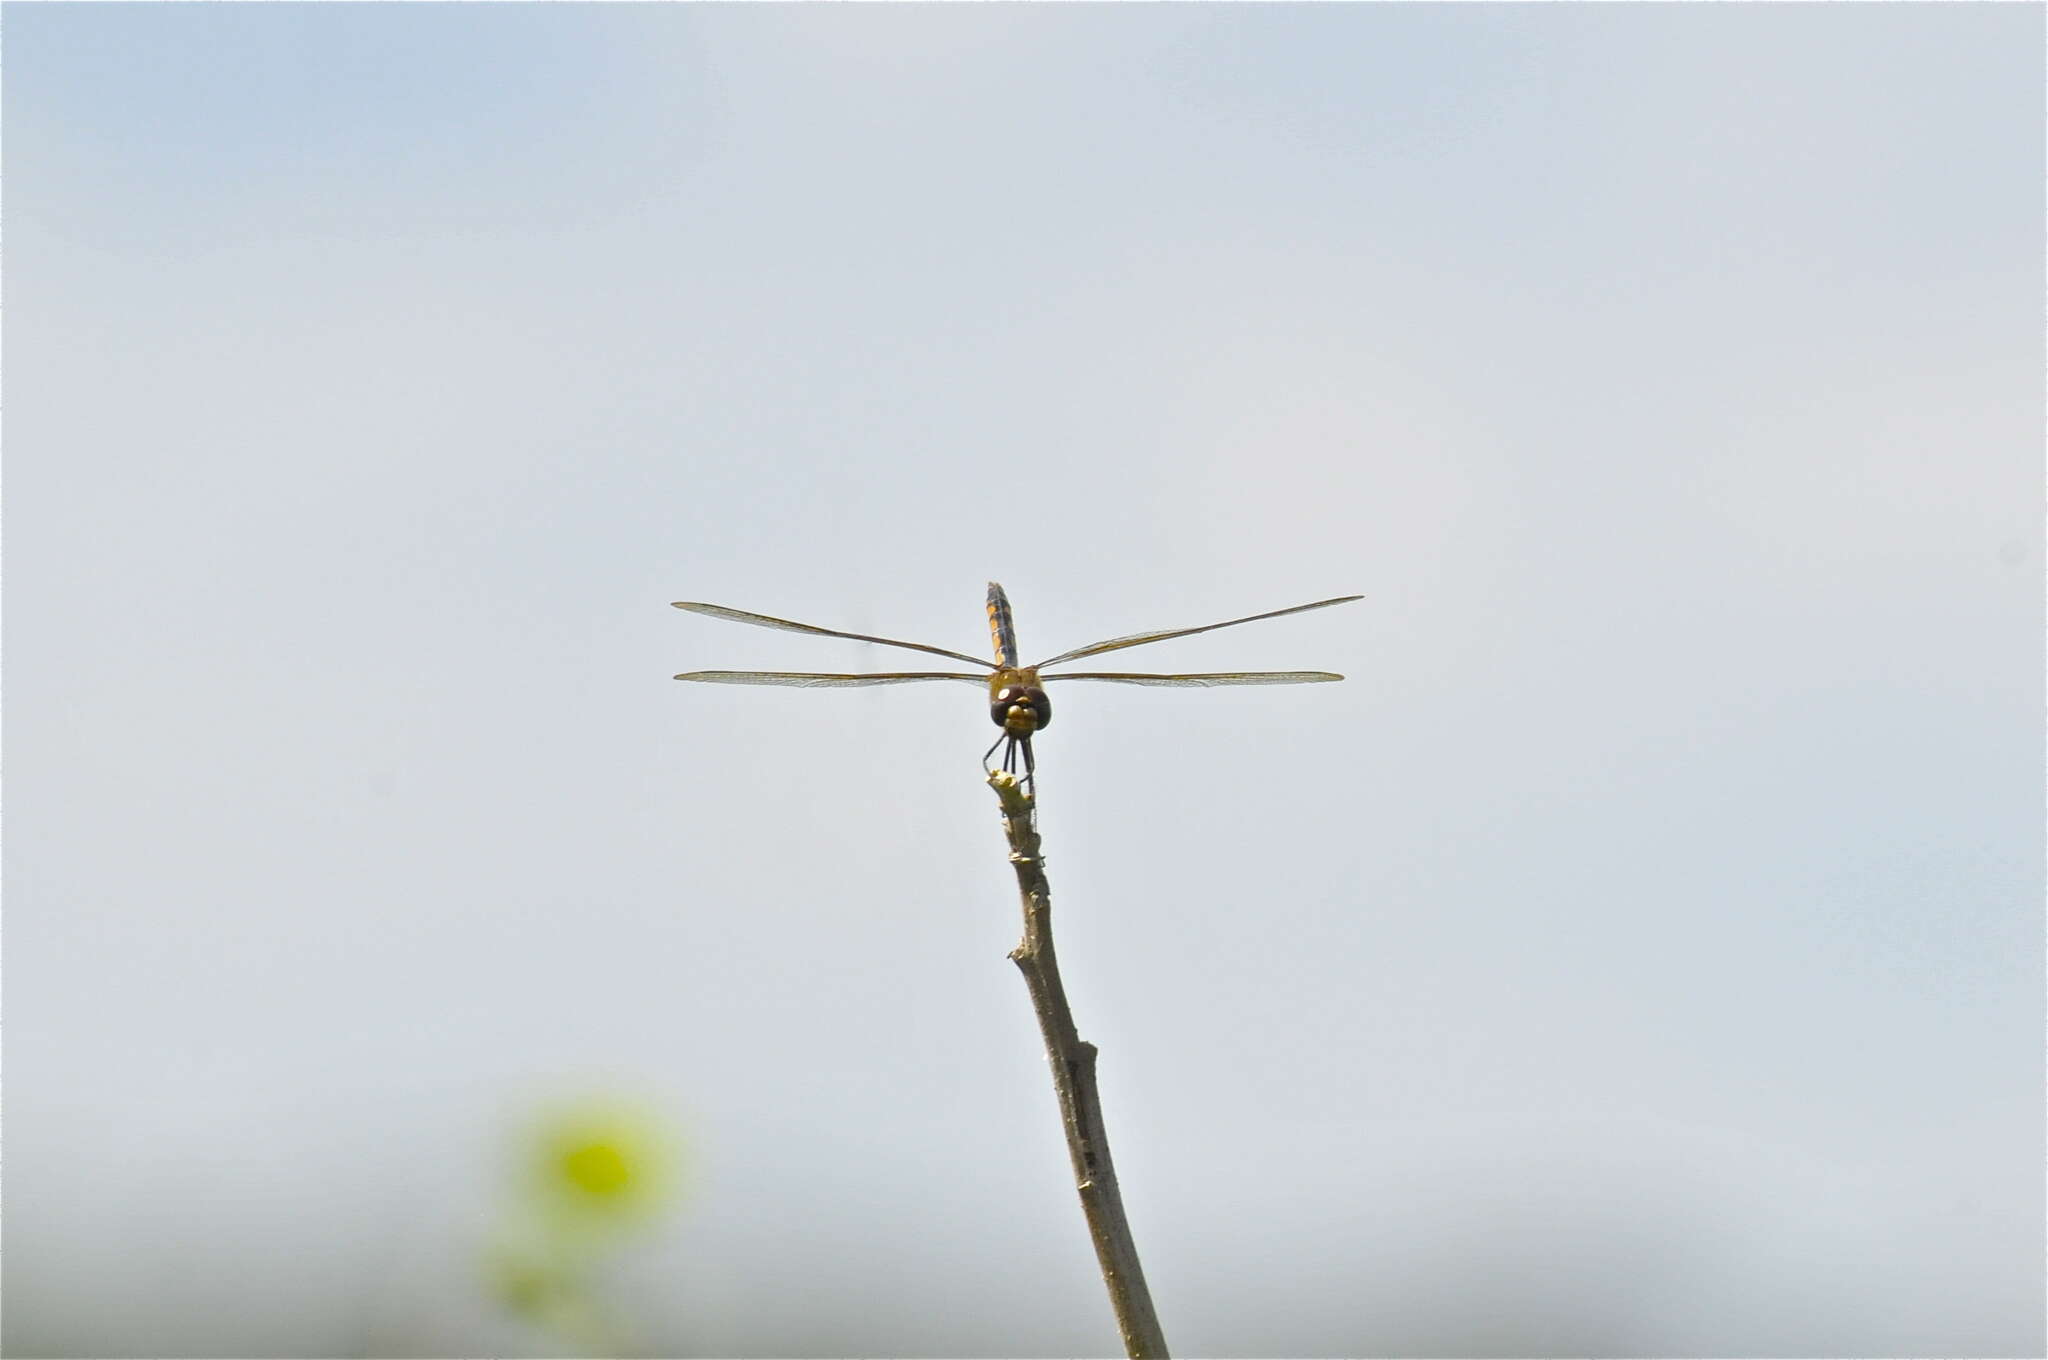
[4,5,2041,1357]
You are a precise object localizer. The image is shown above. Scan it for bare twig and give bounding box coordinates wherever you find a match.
[988,769,1169,1360]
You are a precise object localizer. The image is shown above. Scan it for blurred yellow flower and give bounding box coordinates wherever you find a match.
[488,1093,688,1355]
[523,1097,682,1233]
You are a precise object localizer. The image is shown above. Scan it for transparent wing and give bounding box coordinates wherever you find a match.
[1042,671,1344,686]
[674,671,990,687]
[1032,595,1363,667]
[672,601,992,669]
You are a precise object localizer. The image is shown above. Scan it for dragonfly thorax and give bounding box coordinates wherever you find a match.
[989,668,1051,737]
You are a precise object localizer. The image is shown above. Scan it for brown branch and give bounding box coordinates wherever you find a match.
[988,769,1170,1359]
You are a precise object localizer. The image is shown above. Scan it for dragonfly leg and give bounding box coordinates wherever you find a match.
[983,733,1035,791]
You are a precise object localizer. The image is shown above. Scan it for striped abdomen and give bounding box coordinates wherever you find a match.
[985,581,1019,669]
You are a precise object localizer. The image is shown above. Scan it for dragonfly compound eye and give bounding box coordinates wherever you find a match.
[991,685,1051,735]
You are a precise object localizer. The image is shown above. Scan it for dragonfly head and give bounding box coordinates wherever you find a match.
[989,668,1051,737]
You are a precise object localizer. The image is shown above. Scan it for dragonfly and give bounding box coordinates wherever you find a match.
[673,582,1361,786]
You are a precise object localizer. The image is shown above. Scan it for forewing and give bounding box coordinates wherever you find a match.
[1042,671,1343,686]
[673,671,990,687]
[672,601,991,668]
[1032,594,1362,667]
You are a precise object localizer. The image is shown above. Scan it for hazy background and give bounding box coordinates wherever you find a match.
[5,5,2040,1356]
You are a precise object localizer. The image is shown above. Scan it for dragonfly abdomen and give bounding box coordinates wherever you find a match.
[986,582,1020,670]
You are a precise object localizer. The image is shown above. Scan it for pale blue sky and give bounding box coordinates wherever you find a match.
[6,5,2041,1357]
